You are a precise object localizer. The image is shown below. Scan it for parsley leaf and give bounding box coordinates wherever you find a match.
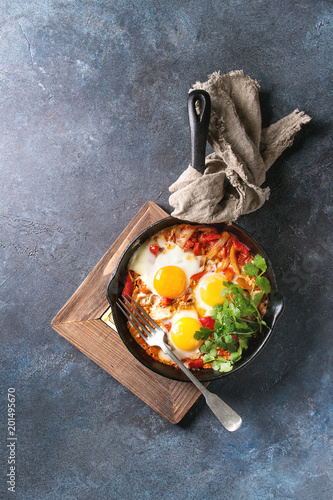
[238,337,249,349]
[253,254,267,272]
[203,353,216,363]
[243,262,258,276]
[255,276,271,294]
[230,351,242,363]
[200,340,216,355]
[212,358,233,372]
[194,327,213,341]
[253,291,264,307]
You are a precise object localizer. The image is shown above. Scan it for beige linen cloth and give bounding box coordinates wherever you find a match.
[169,70,311,223]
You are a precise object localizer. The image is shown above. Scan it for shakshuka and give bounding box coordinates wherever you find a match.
[121,224,267,371]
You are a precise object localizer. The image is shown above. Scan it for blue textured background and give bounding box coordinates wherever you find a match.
[1,1,332,499]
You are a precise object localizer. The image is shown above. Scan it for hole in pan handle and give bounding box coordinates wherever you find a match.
[188,89,211,173]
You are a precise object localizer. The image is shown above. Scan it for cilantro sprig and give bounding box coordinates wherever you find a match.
[194,254,271,373]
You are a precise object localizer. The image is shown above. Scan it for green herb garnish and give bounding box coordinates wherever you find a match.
[194,255,271,372]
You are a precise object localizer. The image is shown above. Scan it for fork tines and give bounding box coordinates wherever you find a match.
[117,294,159,342]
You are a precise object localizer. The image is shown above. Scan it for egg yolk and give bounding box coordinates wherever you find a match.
[171,317,202,351]
[153,266,187,299]
[200,274,227,306]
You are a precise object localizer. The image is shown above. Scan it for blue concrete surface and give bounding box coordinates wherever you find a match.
[1,1,332,499]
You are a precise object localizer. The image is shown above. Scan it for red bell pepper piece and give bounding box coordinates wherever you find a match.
[199,316,215,330]
[188,358,204,369]
[231,236,249,255]
[190,270,206,281]
[204,233,221,241]
[193,242,201,255]
[122,271,133,297]
[237,253,248,266]
[149,244,159,257]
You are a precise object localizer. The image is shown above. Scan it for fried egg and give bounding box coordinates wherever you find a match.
[193,271,230,317]
[128,240,203,299]
[159,308,203,361]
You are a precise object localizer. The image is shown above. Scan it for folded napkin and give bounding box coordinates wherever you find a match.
[169,70,311,223]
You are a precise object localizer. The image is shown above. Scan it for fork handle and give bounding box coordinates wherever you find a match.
[165,348,242,432]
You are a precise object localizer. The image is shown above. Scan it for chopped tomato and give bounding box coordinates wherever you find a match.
[149,244,159,257]
[217,348,230,359]
[224,267,235,281]
[198,230,218,243]
[190,270,207,281]
[193,242,202,255]
[164,322,172,331]
[122,271,133,297]
[199,316,215,330]
[188,358,204,369]
[160,297,172,306]
[198,233,208,244]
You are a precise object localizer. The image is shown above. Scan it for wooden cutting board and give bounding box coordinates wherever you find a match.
[51,201,204,423]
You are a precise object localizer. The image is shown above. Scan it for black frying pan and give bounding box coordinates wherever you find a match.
[106,90,284,382]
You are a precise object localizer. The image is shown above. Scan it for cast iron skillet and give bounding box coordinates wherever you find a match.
[106,90,284,382]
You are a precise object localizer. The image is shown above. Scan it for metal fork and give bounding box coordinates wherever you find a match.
[117,295,242,432]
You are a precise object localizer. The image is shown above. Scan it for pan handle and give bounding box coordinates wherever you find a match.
[188,89,211,173]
